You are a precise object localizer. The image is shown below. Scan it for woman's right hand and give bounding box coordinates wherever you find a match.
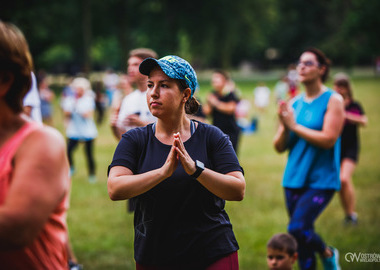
[160,144,179,179]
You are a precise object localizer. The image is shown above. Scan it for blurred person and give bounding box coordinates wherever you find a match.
[62,77,98,183]
[274,76,290,103]
[0,20,70,269]
[23,71,42,123]
[253,81,271,113]
[109,73,133,124]
[333,73,368,225]
[103,68,119,106]
[60,76,75,129]
[38,76,55,126]
[203,70,241,153]
[267,233,298,270]
[287,64,299,99]
[93,80,107,125]
[108,55,245,269]
[110,49,157,213]
[273,48,344,270]
[235,99,254,133]
[110,48,158,141]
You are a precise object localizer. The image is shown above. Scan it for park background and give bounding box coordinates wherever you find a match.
[2,1,380,269]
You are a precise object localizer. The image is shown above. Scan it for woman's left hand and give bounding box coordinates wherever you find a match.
[173,132,196,175]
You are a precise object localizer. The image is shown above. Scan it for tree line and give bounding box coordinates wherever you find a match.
[2,0,379,74]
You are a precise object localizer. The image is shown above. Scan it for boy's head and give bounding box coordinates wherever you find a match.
[267,233,298,270]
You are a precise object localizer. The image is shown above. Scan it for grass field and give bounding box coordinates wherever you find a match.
[54,73,380,269]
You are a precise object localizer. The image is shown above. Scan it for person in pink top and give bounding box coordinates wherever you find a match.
[0,21,71,269]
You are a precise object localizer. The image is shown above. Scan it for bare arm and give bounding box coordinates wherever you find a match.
[0,127,70,250]
[108,132,245,202]
[280,93,345,149]
[173,133,245,201]
[81,110,94,119]
[207,94,237,115]
[345,112,368,127]
[195,170,245,201]
[110,110,123,140]
[108,145,178,200]
[273,123,289,153]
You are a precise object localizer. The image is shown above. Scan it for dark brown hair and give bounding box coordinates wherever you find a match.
[0,21,33,113]
[267,233,298,256]
[177,79,200,115]
[304,47,331,83]
[334,75,353,99]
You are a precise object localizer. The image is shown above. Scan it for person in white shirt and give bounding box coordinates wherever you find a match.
[110,48,157,140]
[253,82,271,113]
[62,77,97,183]
[23,71,42,123]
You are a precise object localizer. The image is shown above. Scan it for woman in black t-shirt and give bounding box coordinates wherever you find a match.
[334,74,368,225]
[203,70,241,153]
[108,56,245,269]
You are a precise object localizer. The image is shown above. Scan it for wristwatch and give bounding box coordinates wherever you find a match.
[191,160,205,179]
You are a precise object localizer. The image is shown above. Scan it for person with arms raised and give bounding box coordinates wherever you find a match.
[273,48,344,270]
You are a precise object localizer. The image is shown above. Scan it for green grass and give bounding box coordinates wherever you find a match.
[54,75,380,269]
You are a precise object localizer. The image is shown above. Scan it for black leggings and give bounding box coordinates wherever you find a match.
[67,138,95,176]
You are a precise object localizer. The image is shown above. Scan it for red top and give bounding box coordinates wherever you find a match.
[0,122,69,269]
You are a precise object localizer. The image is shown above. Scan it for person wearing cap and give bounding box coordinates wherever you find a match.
[108,55,245,269]
[0,21,70,269]
[62,77,98,182]
[110,48,158,141]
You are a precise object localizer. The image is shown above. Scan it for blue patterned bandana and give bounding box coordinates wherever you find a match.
[139,55,198,97]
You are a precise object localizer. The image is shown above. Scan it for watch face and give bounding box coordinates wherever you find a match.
[196,160,205,169]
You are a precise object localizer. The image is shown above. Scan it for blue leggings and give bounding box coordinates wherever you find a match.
[285,188,335,270]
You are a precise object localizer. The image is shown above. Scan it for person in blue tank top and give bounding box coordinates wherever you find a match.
[273,48,345,270]
[108,55,245,269]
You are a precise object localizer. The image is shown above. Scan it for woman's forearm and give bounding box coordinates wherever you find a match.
[273,124,289,153]
[108,167,166,200]
[196,170,245,201]
[345,112,368,126]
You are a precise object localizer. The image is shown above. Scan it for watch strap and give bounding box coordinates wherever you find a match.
[191,160,204,179]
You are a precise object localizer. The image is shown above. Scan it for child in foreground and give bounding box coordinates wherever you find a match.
[267,233,298,270]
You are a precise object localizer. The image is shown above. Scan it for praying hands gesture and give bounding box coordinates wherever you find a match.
[163,132,197,177]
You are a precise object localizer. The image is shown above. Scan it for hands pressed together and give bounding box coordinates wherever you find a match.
[161,132,196,179]
[277,100,296,130]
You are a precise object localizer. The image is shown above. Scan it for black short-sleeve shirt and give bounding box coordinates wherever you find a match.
[211,91,240,135]
[341,101,365,161]
[108,121,243,266]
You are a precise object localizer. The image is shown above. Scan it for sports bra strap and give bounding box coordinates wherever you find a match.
[190,120,195,135]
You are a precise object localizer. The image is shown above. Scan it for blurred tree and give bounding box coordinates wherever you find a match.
[1,0,378,73]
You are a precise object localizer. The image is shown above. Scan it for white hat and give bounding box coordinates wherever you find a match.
[71,77,91,91]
